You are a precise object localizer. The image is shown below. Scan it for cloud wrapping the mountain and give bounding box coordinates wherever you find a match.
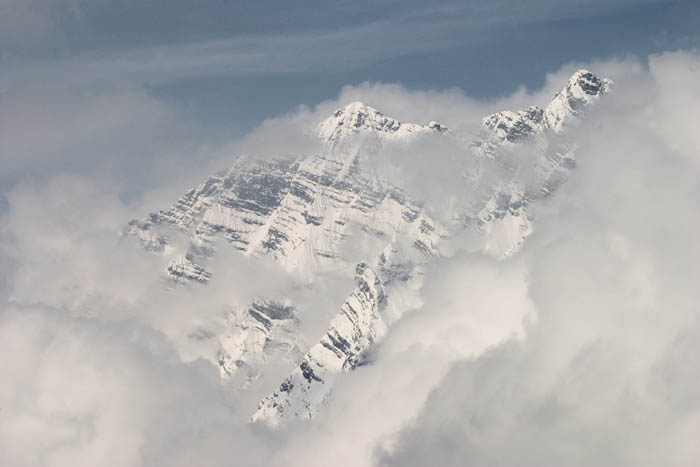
[0,304,267,467]
[1,50,699,467]
[377,50,700,467]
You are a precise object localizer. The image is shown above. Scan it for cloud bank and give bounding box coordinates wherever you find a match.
[378,50,700,467]
[1,50,700,466]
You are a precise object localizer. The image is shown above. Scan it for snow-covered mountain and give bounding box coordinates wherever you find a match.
[250,262,388,424]
[126,69,610,426]
[217,299,306,385]
[318,101,448,150]
[466,69,612,257]
[477,70,610,152]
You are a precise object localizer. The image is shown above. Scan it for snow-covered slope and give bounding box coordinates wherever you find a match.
[127,154,441,284]
[466,69,611,257]
[127,105,445,416]
[474,69,610,157]
[318,101,447,151]
[126,69,610,426]
[251,263,387,424]
[544,69,612,131]
[217,300,306,385]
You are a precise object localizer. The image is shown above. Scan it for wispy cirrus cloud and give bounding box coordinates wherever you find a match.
[0,0,682,88]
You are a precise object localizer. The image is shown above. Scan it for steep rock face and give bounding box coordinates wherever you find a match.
[318,101,447,150]
[480,106,546,149]
[250,223,439,425]
[126,105,445,419]
[544,69,612,131]
[217,300,306,385]
[474,70,610,157]
[466,69,611,257]
[128,151,442,283]
[250,263,387,425]
[166,255,212,283]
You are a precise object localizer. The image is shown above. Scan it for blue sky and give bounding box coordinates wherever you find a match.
[2,0,698,135]
[1,0,699,198]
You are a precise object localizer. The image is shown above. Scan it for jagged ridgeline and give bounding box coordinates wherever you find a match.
[126,70,610,426]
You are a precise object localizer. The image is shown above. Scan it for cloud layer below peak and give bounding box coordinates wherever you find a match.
[1,50,700,467]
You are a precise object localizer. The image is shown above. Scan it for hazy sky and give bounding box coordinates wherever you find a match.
[2,0,699,200]
[2,0,699,136]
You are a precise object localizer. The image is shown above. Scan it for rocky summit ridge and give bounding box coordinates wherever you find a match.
[317,101,448,150]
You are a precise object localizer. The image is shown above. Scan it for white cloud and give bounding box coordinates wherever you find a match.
[1,50,700,467]
[377,50,700,467]
[0,304,273,467]
[267,254,533,466]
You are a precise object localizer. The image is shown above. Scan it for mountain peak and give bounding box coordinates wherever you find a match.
[317,102,447,147]
[480,106,546,145]
[338,100,378,115]
[475,69,611,155]
[567,69,611,96]
[544,69,612,131]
